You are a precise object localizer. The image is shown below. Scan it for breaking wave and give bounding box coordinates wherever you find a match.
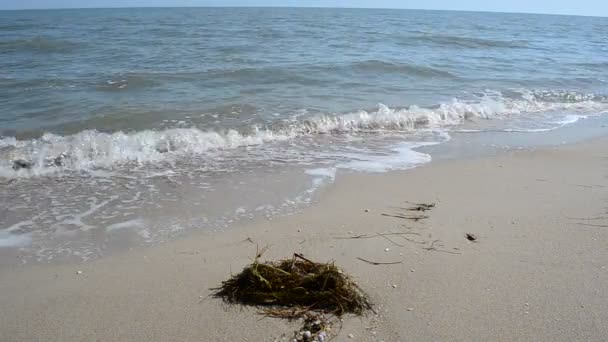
[1,90,607,178]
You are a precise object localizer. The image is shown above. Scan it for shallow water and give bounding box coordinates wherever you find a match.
[1,8,607,261]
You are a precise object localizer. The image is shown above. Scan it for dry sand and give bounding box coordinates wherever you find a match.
[1,138,608,341]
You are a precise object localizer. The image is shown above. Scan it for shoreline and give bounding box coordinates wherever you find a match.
[1,136,608,341]
[3,113,607,268]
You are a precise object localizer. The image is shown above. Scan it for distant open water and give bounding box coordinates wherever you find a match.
[1,8,607,261]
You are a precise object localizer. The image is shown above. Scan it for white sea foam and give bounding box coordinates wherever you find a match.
[305,167,337,188]
[503,114,586,133]
[106,218,144,232]
[1,90,606,178]
[0,231,32,247]
[336,141,437,173]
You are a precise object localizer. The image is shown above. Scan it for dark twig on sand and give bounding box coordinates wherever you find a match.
[423,239,461,255]
[381,213,429,221]
[380,234,405,247]
[356,257,403,265]
[333,232,421,240]
[577,223,608,228]
[404,202,436,211]
[567,216,608,221]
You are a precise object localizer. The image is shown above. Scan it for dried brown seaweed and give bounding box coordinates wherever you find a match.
[212,252,372,318]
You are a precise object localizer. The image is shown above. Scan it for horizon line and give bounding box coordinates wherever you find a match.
[0,6,606,18]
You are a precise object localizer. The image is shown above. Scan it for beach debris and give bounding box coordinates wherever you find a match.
[289,311,333,341]
[382,202,436,221]
[241,237,255,244]
[12,159,32,170]
[357,257,402,266]
[333,232,423,247]
[423,239,461,255]
[465,233,478,242]
[348,333,354,338]
[76,270,83,275]
[213,251,371,316]
[334,232,421,240]
[213,249,372,340]
[404,202,436,212]
[567,216,608,221]
[406,308,413,311]
[577,223,608,228]
[384,248,390,252]
[381,213,429,221]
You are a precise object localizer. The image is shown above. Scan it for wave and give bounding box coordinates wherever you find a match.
[349,60,456,78]
[571,61,608,70]
[399,34,530,49]
[92,61,456,89]
[92,67,324,89]
[0,36,80,53]
[96,74,162,91]
[1,90,607,178]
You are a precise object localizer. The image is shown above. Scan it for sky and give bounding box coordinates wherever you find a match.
[1,0,607,17]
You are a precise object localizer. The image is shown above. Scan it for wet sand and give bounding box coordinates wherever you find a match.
[1,137,607,341]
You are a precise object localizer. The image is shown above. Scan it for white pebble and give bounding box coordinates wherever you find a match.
[76,270,83,275]
[348,334,354,338]
[303,331,311,339]
[407,308,414,311]
[384,248,390,252]
[391,284,397,288]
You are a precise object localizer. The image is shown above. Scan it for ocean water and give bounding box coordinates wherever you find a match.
[1,8,608,262]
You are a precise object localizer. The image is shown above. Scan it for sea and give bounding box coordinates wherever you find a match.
[1,7,607,262]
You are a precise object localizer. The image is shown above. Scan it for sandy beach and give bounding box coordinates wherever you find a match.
[1,137,608,342]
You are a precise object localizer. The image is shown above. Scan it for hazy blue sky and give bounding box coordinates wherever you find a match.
[1,0,607,17]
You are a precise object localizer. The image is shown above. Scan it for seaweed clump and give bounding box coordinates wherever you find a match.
[213,251,372,318]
